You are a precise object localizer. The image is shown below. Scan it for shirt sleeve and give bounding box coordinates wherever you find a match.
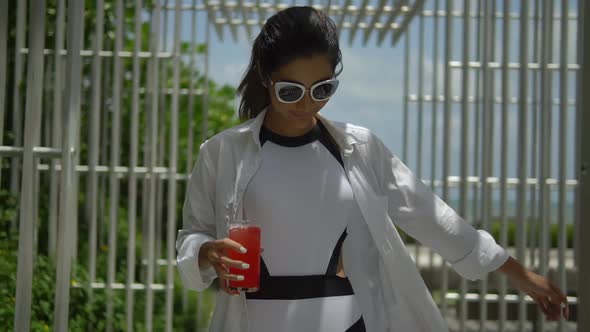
[371,134,509,281]
[175,141,219,291]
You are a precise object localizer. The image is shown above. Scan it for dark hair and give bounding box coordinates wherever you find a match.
[237,6,343,121]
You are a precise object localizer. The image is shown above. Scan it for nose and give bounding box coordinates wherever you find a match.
[295,90,313,111]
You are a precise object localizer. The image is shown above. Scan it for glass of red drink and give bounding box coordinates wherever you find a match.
[226,220,261,292]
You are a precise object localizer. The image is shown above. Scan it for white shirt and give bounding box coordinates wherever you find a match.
[176,108,510,332]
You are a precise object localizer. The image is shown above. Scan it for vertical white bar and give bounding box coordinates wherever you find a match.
[32,154,40,259]
[48,0,65,262]
[53,0,84,330]
[430,0,440,192]
[156,0,172,270]
[573,0,582,274]
[158,1,173,327]
[142,5,154,279]
[417,7,425,181]
[459,1,470,330]
[402,26,410,165]
[441,0,453,319]
[146,1,162,330]
[479,1,495,330]
[14,1,46,330]
[498,1,510,331]
[87,1,104,326]
[516,0,530,330]
[165,1,182,331]
[428,0,441,268]
[126,1,143,331]
[9,0,27,230]
[528,0,540,272]
[106,0,124,331]
[202,16,210,144]
[187,0,199,174]
[557,1,569,331]
[415,10,424,263]
[538,0,555,330]
[182,0,200,324]
[400,11,411,251]
[200,13,212,331]
[471,0,483,275]
[99,55,111,253]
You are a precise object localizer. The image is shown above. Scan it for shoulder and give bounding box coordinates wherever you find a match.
[198,118,256,154]
[328,120,401,166]
[325,119,375,145]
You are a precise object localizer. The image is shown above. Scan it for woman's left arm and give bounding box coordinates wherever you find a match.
[495,256,569,320]
[369,133,569,321]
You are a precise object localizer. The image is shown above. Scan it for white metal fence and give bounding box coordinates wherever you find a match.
[1,0,588,331]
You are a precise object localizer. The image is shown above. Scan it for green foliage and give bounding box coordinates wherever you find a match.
[0,190,97,330]
[3,0,239,329]
[397,218,574,248]
[0,189,218,331]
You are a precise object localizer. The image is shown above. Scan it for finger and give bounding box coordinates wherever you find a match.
[219,256,250,270]
[221,273,246,282]
[547,303,562,321]
[536,298,553,319]
[213,263,245,282]
[213,264,240,296]
[535,295,559,321]
[548,282,570,320]
[545,292,567,320]
[220,277,240,296]
[207,249,222,264]
[218,238,248,254]
[560,301,570,321]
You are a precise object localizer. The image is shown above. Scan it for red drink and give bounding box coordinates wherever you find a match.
[227,223,261,292]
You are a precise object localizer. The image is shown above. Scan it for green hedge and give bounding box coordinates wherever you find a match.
[0,190,217,331]
[398,218,575,248]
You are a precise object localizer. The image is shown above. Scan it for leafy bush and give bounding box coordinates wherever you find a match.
[0,190,217,331]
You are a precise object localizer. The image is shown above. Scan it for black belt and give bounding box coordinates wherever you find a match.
[245,274,355,300]
[246,227,353,300]
[244,227,366,331]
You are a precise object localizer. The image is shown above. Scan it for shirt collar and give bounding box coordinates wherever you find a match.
[232,107,358,155]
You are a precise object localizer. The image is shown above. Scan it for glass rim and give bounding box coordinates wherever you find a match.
[229,220,260,228]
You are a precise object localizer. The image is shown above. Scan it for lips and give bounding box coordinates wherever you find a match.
[290,110,314,118]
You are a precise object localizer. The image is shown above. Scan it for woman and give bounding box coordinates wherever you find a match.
[176,6,569,332]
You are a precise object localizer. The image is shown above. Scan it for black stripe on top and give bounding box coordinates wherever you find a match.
[259,118,344,169]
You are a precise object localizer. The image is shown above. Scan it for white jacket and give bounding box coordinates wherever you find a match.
[176,108,509,331]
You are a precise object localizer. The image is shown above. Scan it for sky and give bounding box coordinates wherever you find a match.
[168,0,580,184]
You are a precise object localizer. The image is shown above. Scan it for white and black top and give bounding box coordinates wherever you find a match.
[243,119,366,332]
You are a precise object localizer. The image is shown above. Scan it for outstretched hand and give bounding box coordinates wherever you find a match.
[497,256,569,321]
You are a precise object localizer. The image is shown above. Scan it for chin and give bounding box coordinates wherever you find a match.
[289,110,316,119]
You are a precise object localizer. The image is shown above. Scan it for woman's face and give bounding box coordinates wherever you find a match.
[263,54,335,134]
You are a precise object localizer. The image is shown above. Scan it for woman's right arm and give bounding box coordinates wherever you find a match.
[176,142,219,291]
[175,142,250,294]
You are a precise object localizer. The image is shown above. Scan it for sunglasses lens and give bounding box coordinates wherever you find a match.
[312,82,337,101]
[277,85,304,103]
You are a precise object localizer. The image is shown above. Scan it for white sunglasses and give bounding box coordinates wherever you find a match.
[268,78,340,103]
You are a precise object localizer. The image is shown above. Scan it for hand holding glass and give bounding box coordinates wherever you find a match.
[226,220,261,292]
